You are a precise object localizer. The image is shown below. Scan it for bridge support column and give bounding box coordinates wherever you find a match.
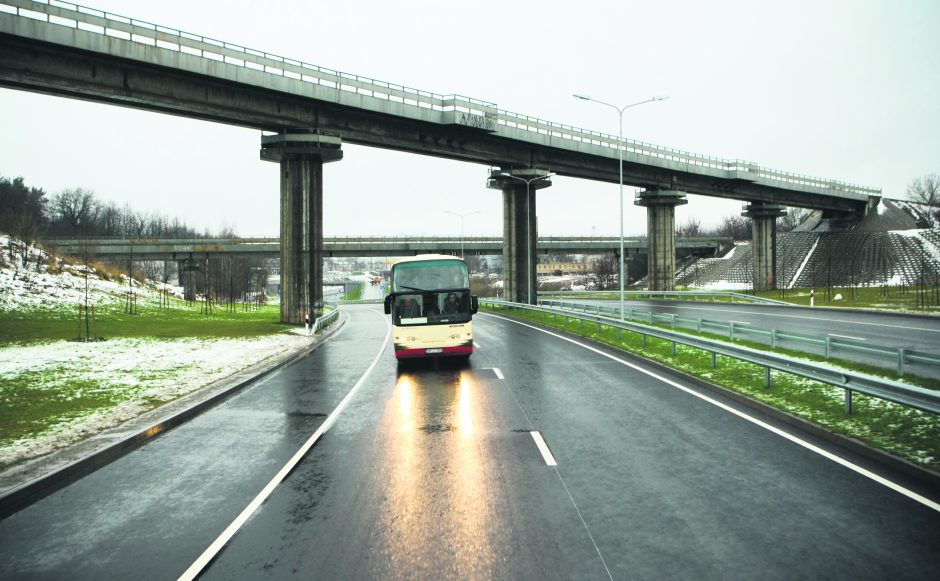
[261,131,343,324]
[487,168,552,304]
[635,190,687,291]
[177,258,197,301]
[742,202,786,291]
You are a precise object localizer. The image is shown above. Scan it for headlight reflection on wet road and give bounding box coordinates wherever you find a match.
[383,369,495,577]
[457,371,474,438]
[398,374,415,433]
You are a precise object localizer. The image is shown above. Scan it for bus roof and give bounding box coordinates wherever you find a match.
[393,254,465,265]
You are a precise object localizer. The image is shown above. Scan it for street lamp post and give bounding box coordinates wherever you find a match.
[444,210,480,259]
[573,94,667,320]
[498,172,553,305]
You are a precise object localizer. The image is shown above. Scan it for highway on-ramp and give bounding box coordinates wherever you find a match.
[1,305,938,580]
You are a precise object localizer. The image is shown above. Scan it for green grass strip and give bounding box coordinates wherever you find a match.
[0,366,171,446]
[0,299,287,345]
[343,283,364,301]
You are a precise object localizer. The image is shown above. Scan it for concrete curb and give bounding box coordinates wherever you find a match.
[0,313,348,520]
[490,309,940,492]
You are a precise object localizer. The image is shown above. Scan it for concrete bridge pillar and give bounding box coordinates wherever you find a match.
[635,190,688,291]
[742,202,786,291]
[177,257,197,301]
[261,131,342,324]
[487,168,552,304]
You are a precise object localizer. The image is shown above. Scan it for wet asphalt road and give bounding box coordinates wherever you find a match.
[1,305,939,580]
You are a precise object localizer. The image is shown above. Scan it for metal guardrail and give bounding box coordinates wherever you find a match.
[539,290,789,305]
[538,299,940,378]
[339,299,385,305]
[481,299,940,415]
[310,307,339,334]
[0,0,881,199]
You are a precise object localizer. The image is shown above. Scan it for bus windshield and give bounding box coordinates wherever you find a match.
[391,259,472,326]
[392,290,472,326]
[391,260,469,293]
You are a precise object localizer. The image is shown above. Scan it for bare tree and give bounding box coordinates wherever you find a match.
[716,215,752,240]
[76,233,98,340]
[464,254,481,274]
[99,202,121,236]
[51,188,98,234]
[593,253,619,290]
[907,174,940,207]
[10,208,44,268]
[778,207,811,232]
[677,217,701,237]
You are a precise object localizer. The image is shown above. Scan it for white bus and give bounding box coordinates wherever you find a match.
[383,254,479,360]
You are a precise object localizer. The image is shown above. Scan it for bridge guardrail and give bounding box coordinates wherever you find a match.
[1,0,880,199]
[539,299,940,378]
[481,299,940,415]
[539,290,789,305]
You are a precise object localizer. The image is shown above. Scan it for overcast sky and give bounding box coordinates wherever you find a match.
[1,0,937,237]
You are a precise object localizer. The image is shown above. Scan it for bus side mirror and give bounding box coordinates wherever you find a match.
[470,295,479,314]
[384,295,392,315]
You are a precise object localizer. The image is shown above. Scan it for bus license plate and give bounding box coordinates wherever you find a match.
[425,348,443,354]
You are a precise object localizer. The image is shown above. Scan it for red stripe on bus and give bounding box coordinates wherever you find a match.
[395,345,473,359]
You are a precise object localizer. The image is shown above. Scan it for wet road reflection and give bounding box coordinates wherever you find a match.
[380,366,495,578]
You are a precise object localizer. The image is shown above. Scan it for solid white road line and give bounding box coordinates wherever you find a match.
[530,431,558,466]
[177,309,392,581]
[493,367,505,380]
[481,312,940,514]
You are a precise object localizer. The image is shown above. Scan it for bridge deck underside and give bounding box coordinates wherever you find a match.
[0,29,867,213]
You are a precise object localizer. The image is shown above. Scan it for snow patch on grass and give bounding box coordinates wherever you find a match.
[0,333,311,466]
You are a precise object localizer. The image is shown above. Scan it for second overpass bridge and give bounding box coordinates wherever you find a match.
[47,236,731,260]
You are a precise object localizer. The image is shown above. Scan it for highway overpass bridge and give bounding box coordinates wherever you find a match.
[47,236,732,260]
[0,1,881,321]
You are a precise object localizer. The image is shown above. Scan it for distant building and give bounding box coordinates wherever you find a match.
[537,261,596,276]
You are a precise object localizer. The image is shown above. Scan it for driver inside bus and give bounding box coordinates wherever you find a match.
[443,292,461,314]
[398,296,421,318]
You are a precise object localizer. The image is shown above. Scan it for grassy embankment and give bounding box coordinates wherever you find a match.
[0,300,286,344]
[342,283,364,301]
[0,298,297,457]
[484,303,940,473]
